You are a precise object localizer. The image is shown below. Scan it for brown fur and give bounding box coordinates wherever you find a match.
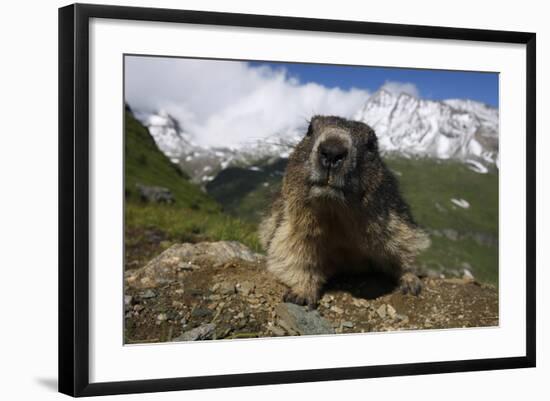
[259,116,430,308]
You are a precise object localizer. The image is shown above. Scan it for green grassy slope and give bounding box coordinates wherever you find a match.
[124,110,261,251]
[385,157,498,285]
[385,157,498,236]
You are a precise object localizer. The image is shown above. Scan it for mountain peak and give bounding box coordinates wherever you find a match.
[354,92,498,167]
[132,91,499,183]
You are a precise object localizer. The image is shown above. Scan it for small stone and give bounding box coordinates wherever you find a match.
[342,321,354,328]
[278,318,299,335]
[463,269,475,283]
[140,289,156,299]
[269,326,286,336]
[238,281,255,296]
[191,307,213,318]
[177,261,200,271]
[218,282,235,295]
[156,313,167,322]
[173,323,216,341]
[133,304,144,312]
[321,294,333,303]
[396,314,409,323]
[330,305,344,314]
[387,304,397,319]
[275,303,335,335]
[236,312,245,319]
[124,295,133,306]
[376,304,387,319]
[352,298,369,308]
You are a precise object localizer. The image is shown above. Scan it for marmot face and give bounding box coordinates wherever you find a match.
[299,115,379,202]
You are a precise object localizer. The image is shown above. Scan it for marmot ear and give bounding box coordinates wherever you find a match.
[306,122,314,137]
[367,131,378,152]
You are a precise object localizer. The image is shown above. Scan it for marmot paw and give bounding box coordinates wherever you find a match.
[399,272,423,296]
[283,289,318,310]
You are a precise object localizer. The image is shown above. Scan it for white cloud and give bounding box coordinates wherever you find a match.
[380,80,420,98]
[125,57,370,148]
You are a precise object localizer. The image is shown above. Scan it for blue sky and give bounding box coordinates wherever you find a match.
[126,56,499,148]
[249,61,499,107]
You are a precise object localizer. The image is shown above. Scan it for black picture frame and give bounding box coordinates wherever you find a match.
[58,3,536,397]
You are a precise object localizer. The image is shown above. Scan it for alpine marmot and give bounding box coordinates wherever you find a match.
[259,115,430,308]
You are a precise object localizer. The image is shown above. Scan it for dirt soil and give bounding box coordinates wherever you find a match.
[124,236,498,344]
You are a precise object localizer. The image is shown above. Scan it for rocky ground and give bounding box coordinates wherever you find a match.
[124,240,498,344]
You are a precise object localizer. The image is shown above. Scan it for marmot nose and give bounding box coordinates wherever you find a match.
[318,140,348,169]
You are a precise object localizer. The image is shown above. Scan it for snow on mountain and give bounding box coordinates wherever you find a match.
[134,92,498,182]
[353,90,499,167]
[133,110,196,162]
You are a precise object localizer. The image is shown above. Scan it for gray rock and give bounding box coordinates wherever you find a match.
[140,289,156,299]
[191,307,213,318]
[176,261,200,272]
[126,241,264,289]
[330,305,344,314]
[173,323,216,341]
[217,281,235,295]
[269,326,286,336]
[124,295,133,306]
[376,304,387,319]
[463,269,475,282]
[341,321,354,328]
[275,303,335,335]
[136,183,174,204]
[386,304,397,319]
[238,281,255,296]
[396,314,409,323]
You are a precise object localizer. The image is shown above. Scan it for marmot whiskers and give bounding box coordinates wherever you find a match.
[259,115,430,308]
